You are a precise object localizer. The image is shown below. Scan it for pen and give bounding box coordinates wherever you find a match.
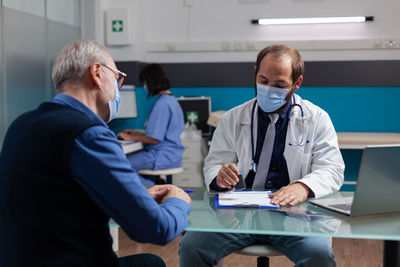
[184,190,194,193]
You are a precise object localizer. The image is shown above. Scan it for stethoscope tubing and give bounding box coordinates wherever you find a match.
[250,96,307,171]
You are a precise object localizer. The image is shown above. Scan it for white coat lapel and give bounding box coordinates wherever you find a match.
[238,99,257,178]
[284,95,307,182]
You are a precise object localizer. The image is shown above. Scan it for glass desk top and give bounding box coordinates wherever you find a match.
[185,188,400,241]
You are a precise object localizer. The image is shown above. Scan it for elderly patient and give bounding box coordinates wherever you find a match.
[0,39,191,267]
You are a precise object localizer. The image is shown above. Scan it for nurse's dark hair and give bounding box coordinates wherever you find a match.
[139,63,171,97]
[255,44,304,84]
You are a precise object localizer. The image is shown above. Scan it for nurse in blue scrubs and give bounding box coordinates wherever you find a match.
[117,64,185,185]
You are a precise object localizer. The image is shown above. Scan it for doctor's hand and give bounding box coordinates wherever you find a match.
[269,183,310,206]
[216,163,240,189]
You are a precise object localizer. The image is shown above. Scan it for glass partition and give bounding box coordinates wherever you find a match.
[0,0,81,147]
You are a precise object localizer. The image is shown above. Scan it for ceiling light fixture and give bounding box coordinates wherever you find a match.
[252,16,374,26]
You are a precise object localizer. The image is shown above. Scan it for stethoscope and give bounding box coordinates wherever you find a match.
[249,96,309,173]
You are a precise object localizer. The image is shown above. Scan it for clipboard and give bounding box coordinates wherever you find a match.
[214,191,280,209]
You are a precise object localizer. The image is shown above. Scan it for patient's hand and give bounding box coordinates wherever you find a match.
[148,185,173,204]
[148,185,191,205]
[162,185,192,205]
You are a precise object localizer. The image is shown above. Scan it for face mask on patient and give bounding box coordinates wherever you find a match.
[100,79,121,122]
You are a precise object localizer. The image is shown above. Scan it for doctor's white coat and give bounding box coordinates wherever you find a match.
[204,94,344,198]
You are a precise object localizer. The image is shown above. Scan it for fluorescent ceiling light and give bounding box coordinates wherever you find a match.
[252,16,374,25]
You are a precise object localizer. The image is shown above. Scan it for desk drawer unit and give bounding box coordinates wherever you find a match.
[175,138,205,187]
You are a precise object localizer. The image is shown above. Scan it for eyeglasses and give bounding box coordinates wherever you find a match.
[101,63,127,89]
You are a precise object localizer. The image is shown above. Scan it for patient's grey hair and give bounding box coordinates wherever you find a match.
[52,39,109,92]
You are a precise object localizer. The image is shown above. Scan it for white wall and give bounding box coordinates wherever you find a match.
[81,0,147,62]
[86,0,400,63]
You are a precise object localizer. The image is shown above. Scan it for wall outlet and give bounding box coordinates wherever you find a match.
[385,40,398,49]
[166,42,177,51]
[246,41,256,51]
[233,41,245,51]
[372,40,382,49]
[221,42,232,51]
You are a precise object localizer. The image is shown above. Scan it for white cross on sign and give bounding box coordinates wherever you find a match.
[187,111,198,123]
[112,20,123,32]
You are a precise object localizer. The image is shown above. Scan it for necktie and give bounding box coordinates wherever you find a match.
[252,113,278,190]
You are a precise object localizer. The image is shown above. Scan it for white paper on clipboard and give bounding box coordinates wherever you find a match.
[218,191,276,207]
[116,85,137,118]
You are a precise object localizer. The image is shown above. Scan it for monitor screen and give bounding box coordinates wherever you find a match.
[177,96,211,136]
[116,85,137,118]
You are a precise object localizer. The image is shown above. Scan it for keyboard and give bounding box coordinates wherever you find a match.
[329,203,352,212]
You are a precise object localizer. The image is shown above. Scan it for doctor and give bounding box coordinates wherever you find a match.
[179,44,344,267]
[118,64,185,185]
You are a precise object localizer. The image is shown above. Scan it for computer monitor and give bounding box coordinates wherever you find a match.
[116,85,137,118]
[177,96,211,136]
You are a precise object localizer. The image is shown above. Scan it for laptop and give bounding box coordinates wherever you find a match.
[309,145,400,216]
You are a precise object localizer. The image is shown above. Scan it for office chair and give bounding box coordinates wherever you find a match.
[138,167,184,184]
[216,243,284,267]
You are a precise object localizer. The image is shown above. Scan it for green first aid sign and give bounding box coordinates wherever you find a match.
[186,111,199,123]
[112,20,123,32]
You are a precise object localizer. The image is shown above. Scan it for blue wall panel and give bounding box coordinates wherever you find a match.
[111,85,400,191]
[112,86,400,133]
[298,87,400,132]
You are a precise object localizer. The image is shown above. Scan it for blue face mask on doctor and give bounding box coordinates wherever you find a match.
[256,83,289,113]
[100,79,121,122]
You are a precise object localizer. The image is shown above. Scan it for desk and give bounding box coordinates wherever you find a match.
[186,188,400,267]
[337,132,400,149]
[336,132,400,189]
